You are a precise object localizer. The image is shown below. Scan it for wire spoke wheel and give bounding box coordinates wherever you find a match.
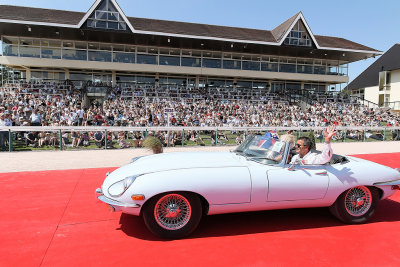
[344,186,372,217]
[154,194,192,230]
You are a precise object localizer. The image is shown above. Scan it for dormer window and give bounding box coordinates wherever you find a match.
[283,21,312,47]
[86,0,127,31]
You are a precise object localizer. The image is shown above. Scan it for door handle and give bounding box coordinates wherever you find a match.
[315,171,327,176]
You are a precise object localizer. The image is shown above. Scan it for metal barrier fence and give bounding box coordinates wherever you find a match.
[0,126,400,152]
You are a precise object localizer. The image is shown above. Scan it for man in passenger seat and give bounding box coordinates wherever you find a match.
[290,125,336,165]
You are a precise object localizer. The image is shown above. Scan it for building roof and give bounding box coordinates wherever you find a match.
[0,4,380,53]
[271,12,300,42]
[347,44,400,90]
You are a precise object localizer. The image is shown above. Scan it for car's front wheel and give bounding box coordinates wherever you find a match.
[142,192,202,239]
[329,186,380,224]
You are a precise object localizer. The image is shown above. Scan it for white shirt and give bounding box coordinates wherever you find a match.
[290,143,333,165]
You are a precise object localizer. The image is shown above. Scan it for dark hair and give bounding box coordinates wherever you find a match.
[297,136,312,151]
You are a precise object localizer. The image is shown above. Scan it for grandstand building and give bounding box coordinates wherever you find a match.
[347,44,400,111]
[0,0,381,103]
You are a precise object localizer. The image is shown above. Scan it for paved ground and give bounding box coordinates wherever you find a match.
[1,154,399,267]
[1,141,400,173]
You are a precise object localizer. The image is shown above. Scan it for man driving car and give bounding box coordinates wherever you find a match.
[290,125,336,165]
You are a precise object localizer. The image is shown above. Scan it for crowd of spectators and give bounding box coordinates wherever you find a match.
[1,80,400,150]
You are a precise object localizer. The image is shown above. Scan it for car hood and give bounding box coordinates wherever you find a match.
[103,151,246,186]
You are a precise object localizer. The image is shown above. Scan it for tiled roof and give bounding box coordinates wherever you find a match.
[0,5,82,25]
[271,12,300,42]
[347,44,400,90]
[0,5,380,52]
[129,17,277,42]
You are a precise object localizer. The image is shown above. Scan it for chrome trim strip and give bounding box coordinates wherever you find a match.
[97,195,140,208]
[373,179,400,186]
[131,156,143,163]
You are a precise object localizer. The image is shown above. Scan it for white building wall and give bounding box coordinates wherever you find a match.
[364,85,379,104]
[390,69,400,103]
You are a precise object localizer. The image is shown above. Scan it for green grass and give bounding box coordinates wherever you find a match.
[3,129,399,152]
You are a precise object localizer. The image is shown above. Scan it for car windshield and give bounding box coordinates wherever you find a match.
[234,135,287,165]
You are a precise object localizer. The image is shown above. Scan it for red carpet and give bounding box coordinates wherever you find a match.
[0,153,400,267]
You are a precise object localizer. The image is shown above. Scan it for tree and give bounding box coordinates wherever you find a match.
[143,136,163,154]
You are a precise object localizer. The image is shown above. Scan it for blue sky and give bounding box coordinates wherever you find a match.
[0,0,399,83]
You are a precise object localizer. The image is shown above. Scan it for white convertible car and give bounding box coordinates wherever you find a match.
[96,135,400,239]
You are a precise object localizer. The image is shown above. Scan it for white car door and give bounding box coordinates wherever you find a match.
[267,165,330,201]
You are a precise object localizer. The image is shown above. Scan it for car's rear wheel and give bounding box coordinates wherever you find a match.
[329,186,379,224]
[142,192,202,239]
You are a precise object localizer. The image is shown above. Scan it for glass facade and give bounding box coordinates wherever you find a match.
[1,36,349,76]
[88,51,112,62]
[181,57,201,67]
[159,56,180,66]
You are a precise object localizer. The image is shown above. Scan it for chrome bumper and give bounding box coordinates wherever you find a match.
[95,187,141,211]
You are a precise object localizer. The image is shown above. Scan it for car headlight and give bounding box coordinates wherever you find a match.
[108,175,141,197]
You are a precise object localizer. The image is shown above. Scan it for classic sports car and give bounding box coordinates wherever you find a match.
[96,135,400,239]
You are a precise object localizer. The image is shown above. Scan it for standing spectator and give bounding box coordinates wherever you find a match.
[77,107,84,126]
[0,113,7,150]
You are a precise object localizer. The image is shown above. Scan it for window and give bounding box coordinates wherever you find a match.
[113,52,135,63]
[223,60,241,70]
[41,48,61,59]
[159,56,180,66]
[86,0,128,31]
[242,61,260,71]
[280,64,296,73]
[181,57,201,67]
[202,58,222,69]
[261,63,278,72]
[283,21,312,47]
[137,54,157,65]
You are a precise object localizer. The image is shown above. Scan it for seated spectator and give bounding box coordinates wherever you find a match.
[347,130,358,140]
[62,132,70,146]
[368,131,384,141]
[93,131,105,148]
[118,131,131,149]
[106,131,114,149]
[25,131,39,147]
[211,131,225,146]
[29,109,42,126]
[218,131,229,141]
[50,132,58,147]
[38,132,47,147]
[81,132,90,147]
[173,131,183,146]
[133,132,143,148]
[235,134,243,145]
[71,131,82,147]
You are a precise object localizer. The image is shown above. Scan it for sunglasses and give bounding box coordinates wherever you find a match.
[295,144,303,148]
